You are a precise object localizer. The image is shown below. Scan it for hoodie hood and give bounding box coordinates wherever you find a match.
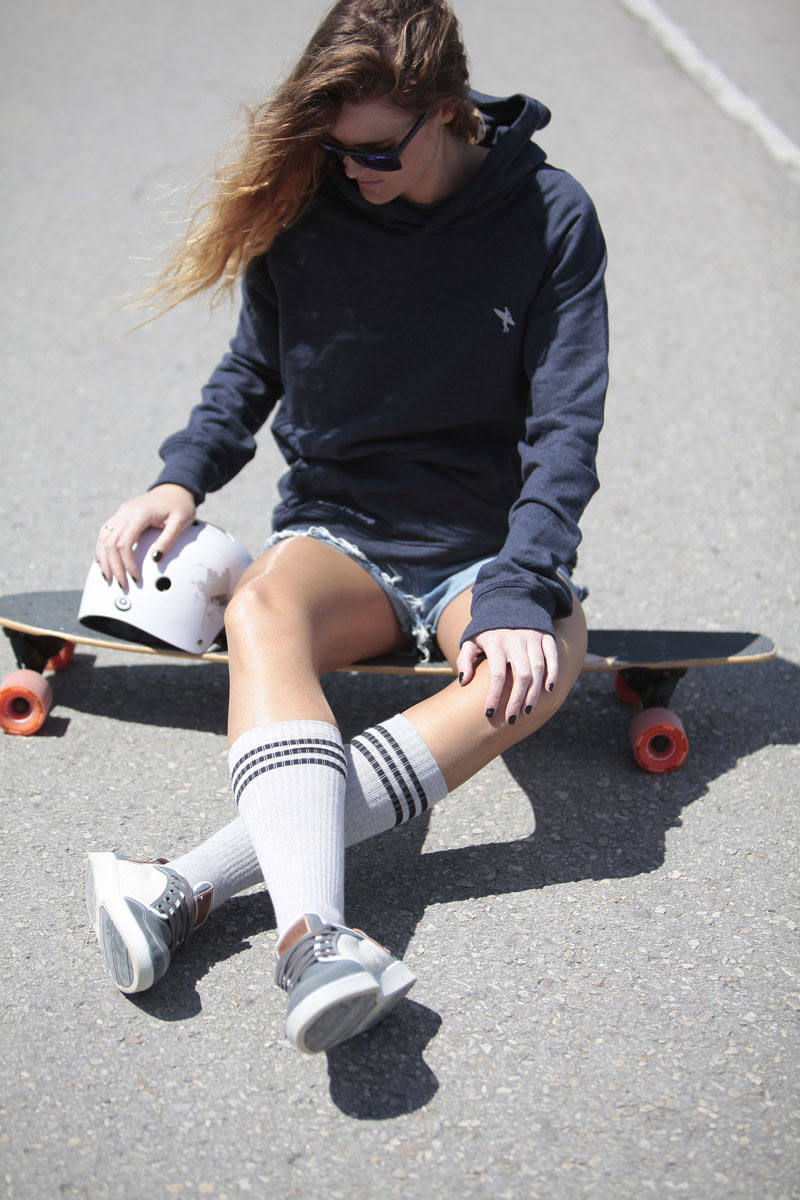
[324,90,551,231]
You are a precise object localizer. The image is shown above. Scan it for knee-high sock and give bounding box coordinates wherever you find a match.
[229,720,347,937]
[170,714,446,913]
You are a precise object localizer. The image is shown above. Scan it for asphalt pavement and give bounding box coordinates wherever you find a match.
[1,2,798,1197]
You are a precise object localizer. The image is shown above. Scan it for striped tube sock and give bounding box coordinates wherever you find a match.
[170,715,446,911]
[345,714,447,842]
[229,720,347,937]
[169,818,264,912]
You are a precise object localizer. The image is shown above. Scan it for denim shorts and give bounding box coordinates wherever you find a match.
[263,523,585,663]
[263,524,493,661]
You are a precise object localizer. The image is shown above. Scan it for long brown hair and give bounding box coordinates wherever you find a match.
[148,0,479,314]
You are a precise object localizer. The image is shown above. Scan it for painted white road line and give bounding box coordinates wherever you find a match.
[617,0,800,184]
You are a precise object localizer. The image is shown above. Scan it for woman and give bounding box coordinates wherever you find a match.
[86,0,608,1053]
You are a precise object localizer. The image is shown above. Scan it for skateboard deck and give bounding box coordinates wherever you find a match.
[0,589,775,773]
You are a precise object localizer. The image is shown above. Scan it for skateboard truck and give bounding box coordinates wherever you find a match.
[616,665,686,708]
[5,628,67,673]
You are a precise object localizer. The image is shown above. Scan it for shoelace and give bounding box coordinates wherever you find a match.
[276,926,354,993]
[153,871,196,951]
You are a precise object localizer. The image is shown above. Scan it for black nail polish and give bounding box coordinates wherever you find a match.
[485,707,495,718]
[508,715,517,725]
[458,671,464,683]
[547,682,554,692]
[152,550,163,563]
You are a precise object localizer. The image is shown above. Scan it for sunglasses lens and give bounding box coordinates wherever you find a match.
[319,142,406,171]
[352,153,400,172]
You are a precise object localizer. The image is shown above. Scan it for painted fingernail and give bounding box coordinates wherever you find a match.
[525,705,533,715]
[458,672,464,683]
[152,550,163,563]
[485,708,495,718]
[547,683,554,692]
[508,715,517,725]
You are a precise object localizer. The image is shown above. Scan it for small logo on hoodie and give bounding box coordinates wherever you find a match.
[494,306,515,334]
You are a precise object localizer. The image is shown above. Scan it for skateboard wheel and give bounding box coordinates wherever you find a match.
[629,706,689,774]
[615,672,641,707]
[45,641,75,671]
[0,669,53,736]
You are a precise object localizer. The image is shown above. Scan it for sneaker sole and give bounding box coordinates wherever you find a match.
[287,968,378,1053]
[288,959,417,1053]
[350,958,417,1038]
[86,853,156,993]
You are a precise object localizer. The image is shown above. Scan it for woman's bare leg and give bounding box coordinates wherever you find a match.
[184,573,584,904]
[223,535,405,929]
[403,588,588,791]
[225,535,408,743]
[87,535,437,1002]
[221,535,423,1052]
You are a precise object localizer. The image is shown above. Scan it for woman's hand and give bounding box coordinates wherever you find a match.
[95,483,197,588]
[456,627,558,724]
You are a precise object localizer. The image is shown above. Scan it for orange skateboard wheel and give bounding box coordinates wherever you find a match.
[629,706,689,774]
[45,641,75,671]
[0,669,53,736]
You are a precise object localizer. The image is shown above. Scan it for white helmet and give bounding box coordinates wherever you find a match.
[79,521,252,652]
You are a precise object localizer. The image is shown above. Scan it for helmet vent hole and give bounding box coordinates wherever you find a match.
[155,577,172,592]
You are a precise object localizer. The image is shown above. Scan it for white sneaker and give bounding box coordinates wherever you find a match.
[275,914,416,1053]
[86,853,213,993]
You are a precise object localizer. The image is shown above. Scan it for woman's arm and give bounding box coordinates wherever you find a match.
[459,172,609,718]
[152,260,284,504]
[463,172,608,646]
[95,260,283,586]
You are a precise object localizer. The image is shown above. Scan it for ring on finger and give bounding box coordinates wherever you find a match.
[104,523,114,532]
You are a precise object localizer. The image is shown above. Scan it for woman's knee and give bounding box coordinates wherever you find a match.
[224,558,308,649]
[222,539,405,668]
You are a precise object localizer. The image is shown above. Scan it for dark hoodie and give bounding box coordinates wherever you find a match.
[154,92,609,641]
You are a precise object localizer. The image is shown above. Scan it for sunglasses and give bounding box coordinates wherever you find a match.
[318,110,430,172]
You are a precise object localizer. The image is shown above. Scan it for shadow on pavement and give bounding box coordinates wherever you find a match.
[325,1000,442,1118]
[40,653,231,736]
[129,889,277,1021]
[74,653,797,1117]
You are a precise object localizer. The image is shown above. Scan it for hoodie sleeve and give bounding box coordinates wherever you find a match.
[152,258,283,503]
[461,171,608,643]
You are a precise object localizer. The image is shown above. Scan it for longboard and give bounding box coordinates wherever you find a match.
[0,590,775,773]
